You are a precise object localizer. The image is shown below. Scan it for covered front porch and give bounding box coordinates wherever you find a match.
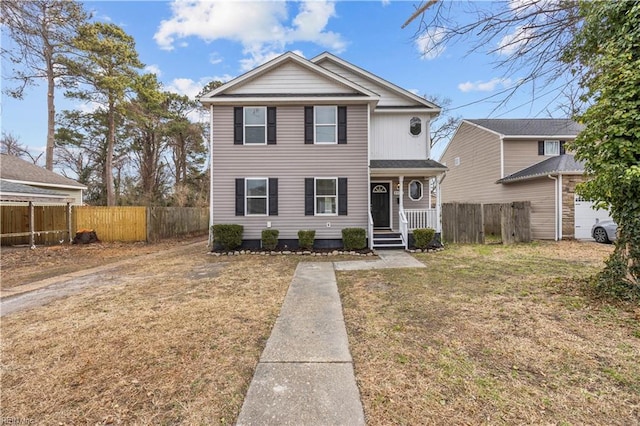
[368,160,447,249]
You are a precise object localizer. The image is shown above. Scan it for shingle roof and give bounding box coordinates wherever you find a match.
[0,154,86,188]
[0,179,65,196]
[466,119,583,137]
[370,159,447,170]
[498,154,585,184]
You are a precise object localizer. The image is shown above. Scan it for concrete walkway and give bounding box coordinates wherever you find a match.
[237,250,424,425]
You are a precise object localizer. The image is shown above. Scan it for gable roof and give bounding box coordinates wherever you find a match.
[311,52,440,112]
[0,154,86,189]
[199,51,379,104]
[497,154,585,184]
[465,119,583,138]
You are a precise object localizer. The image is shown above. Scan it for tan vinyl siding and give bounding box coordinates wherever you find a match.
[227,62,355,95]
[212,105,368,240]
[441,121,502,203]
[317,61,415,106]
[441,122,556,239]
[503,138,576,176]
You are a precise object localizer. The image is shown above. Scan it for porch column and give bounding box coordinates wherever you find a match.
[398,176,404,212]
[436,177,442,233]
[29,201,35,249]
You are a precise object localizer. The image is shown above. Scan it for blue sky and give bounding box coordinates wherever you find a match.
[2,0,569,162]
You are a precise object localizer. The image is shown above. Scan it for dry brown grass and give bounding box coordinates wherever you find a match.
[338,241,640,425]
[1,239,200,289]
[1,245,299,424]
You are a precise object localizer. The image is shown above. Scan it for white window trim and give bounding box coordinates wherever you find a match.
[408,179,423,201]
[245,177,268,216]
[409,117,422,137]
[314,177,338,216]
[314,106,338,145]
[544,140,560,156]
[244,106,267,145]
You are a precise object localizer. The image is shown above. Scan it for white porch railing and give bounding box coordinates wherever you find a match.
[405,208,438,231]
[368,210,374,250]
[399,209,409,249]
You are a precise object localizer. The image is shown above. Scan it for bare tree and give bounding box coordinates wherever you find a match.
[405,0,583,112]
[1,132,43,164]
[1,0,89,171]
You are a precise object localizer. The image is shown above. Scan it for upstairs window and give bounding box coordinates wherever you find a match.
[410,117,422,136]
[538,140,566,156]
[234,107,276,145]
[304,106,347,144]
[244,107,266,144]
[315,106,337,144]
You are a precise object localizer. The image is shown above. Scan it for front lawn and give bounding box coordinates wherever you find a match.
[338,241,640,425]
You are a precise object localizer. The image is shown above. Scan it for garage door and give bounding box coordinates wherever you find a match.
[574,195,612,240]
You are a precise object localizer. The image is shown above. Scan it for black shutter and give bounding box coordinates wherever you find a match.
[304,106,314,144]
[538,141,544,155]
[267,107,277,145]
[234,107,243,145]
[235,178,245,216]
[560,140,566,155]
[268,178,278,216]
[338,177,347,216]
[305,178,314,215]
[337,106,347,144]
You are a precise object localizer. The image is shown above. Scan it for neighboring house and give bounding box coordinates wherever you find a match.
[440,119,611,240]
[200,51,447,249]
[0,154,86,205]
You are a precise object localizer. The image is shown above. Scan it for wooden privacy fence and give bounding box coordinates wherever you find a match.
[73,206,147,242]
[0,204,70,246]
[442,202,531,244]
[1,205,209,246]
[147,207,210,242]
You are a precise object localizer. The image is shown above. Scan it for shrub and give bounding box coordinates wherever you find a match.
[413,227,436,249]
[342,227,366,250]
[261,229,279,250]
[298,230,316,250]
[212,224,243,251]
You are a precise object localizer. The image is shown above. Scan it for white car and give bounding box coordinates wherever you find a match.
[591,220,617,244]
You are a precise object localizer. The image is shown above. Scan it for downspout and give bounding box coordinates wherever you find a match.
[500,136,505,179]
[209,104,214,247]
[548,175,558,241]
[367,103,372,249]
[558,174,563,240]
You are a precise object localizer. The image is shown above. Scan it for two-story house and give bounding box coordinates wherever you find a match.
[440,119,611,240]
[199,52,447,250]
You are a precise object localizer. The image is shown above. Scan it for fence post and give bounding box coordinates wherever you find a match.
[29,201,35,248]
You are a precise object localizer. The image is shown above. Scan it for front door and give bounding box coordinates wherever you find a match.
[371,183,390,228]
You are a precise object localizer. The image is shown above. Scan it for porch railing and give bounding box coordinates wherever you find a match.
[399,209,409,249]
[405,208,438,230]
[368,210,374,250]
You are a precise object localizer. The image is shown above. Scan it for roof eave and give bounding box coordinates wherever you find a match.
[497,170,585,184]
[370,167,448,177]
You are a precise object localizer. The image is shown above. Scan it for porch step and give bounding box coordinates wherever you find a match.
[372,232,405,249]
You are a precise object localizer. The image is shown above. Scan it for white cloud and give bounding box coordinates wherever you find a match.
[166,75,234,99]
[144,64,162,76]
[415,27,446,60]
[209,52,223,65]
[154,1,345,71]
[458,78,513,93]
[497,26,535,56]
